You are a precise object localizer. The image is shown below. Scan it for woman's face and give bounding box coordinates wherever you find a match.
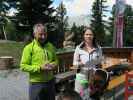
[83,29,94,44]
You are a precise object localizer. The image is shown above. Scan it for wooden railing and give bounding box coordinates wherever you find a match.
[55,47,133,74]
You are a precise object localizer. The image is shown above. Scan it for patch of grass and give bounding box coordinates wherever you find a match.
[0,40,75,68]
[0,41,25,67]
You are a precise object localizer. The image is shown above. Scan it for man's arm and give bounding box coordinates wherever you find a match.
[50,46,58,70]
[20,45,41,73]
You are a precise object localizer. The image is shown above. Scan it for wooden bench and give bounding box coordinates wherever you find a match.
[101,56,133,99]
[102,61,131,86]
[102,70,133,100]
[55,70,76,92]
[55,70,76,84]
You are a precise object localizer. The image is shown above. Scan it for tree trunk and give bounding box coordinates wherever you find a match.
[3,26,7,40]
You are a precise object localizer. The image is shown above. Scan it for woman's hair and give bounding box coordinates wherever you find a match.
[57,90,82,100]
[83,27,98,48]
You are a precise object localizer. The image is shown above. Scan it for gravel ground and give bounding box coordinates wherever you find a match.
[0,69,29,100]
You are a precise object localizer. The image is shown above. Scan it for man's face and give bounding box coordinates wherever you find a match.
[34,27,47,44]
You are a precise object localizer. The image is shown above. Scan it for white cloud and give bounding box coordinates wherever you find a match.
[63,0,116,16]
[64,0,94,16]
[8,8,18,16]
[127,0,133,7]
[61,0,132,16]
[106,0,133,7]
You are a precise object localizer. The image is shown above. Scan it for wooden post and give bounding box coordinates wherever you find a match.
[125,71,128,100]
[130,50,133,69]
[0,56,14,70]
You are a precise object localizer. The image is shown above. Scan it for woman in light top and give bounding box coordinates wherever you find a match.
[73,27,103,94]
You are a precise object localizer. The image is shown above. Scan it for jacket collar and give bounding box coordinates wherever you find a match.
[33,39,49,47]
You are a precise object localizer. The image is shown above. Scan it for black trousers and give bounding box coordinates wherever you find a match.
[29,79,55,100]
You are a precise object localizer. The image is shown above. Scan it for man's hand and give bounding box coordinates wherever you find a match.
[41,63,55,71]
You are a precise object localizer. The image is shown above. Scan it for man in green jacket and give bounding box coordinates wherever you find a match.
[20,23,58,100]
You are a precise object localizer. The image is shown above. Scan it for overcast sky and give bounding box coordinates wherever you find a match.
[52,0,133,16]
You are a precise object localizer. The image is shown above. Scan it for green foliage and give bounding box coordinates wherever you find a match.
[56,2,68,32]
[108,5,133,47]
[55,2,68,48]
[0,0,9,39]
[71,23,85,45]
[15,0,56,41]
[0,0,13,14]
[90,0,108,46]
[0,0,17,40]
[5,21,17,40]
[16,0,55,28]
[123,5,133,46]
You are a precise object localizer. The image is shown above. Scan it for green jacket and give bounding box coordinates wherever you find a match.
[20,39,58,83]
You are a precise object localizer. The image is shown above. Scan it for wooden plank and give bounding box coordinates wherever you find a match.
[55,71,76,83]
[107,70,133,90]
[107,74,125,90]
[0,56,14,70]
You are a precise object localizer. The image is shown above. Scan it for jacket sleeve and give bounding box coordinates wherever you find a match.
[20,45,41,73]
[49,46,59,67]
[73,46,80,66]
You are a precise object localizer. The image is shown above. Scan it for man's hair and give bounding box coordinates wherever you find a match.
[24,23,47,44]
[57,90,82,100]
[33,23,47,34]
